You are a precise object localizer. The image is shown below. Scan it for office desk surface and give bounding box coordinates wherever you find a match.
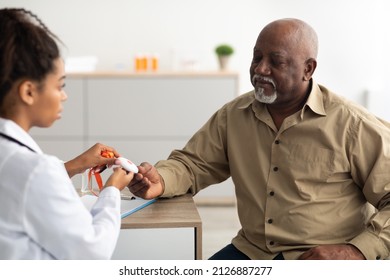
[121,194,202,229]
[121,193,203,259]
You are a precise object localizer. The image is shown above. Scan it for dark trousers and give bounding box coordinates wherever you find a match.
[208,243,284,260]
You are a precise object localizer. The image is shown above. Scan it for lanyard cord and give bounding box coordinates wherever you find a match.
[88,150,115,196]
[88,169,104,196]
[0,132,36,153]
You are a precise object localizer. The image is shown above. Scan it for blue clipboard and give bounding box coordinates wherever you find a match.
[81,195,156,219]
[120,197,156,218]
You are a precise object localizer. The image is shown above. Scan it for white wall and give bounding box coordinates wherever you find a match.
[1,0,390,116]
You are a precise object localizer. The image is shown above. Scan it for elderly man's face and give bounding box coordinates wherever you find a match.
[249,24,309,106]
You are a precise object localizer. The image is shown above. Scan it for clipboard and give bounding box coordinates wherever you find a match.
[80,195,156,219]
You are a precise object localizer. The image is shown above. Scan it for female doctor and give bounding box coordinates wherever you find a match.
[0,8,134,259]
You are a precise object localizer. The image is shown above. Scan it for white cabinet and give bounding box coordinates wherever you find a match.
[31,72,239,202]
[112,228,195,259]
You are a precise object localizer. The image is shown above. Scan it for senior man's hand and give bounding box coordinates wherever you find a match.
[298,244,365,260]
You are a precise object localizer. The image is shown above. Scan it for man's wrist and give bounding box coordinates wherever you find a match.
[158,174,165,197]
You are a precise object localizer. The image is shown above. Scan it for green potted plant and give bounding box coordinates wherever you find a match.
[215,44,234,70]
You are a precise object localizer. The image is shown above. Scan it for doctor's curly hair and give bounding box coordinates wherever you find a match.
[0,8,61,107]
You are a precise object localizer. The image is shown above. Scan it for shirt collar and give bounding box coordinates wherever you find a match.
[303,81,326,117]
[238,80,327,118]
[0,118,43,154]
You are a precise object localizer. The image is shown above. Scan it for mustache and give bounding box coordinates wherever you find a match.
[252,75,276,88]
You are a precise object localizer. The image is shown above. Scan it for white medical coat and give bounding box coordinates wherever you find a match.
[0,118,121,259]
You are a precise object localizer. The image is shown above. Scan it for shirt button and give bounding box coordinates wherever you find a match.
[267,219,273,224]
[269,191,275,196]
[269,241,275,246]
[273,167,278,172]
[275,140,280,144]
[376,256,381,260]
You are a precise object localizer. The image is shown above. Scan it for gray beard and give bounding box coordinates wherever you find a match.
[254,87,277,104]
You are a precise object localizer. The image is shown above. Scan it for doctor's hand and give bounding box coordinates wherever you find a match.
[127,162,164,199]
[103,167,134,191]
[298,244,366,260]
[64,143,120,178]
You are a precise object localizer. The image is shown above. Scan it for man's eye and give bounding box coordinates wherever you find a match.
[272,60,285,66]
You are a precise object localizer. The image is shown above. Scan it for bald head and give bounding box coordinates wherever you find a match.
[260,18,318,60]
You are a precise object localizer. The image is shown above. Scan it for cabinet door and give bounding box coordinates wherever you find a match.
[86,77,237,137]
[111,228,195,260]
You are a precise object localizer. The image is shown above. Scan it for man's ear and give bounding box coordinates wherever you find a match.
[303,58,317,81]
[18,80,36,105]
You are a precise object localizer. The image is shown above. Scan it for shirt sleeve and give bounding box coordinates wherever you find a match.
[23,155,121,259]
[156,107,230,197]
[348,116,390,259]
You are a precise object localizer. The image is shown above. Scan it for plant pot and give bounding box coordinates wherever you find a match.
[218,55,230,71]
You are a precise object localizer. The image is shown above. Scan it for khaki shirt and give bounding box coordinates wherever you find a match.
[156,81,390,260]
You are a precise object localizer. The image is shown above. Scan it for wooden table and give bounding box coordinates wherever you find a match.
[112,194,202,260]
